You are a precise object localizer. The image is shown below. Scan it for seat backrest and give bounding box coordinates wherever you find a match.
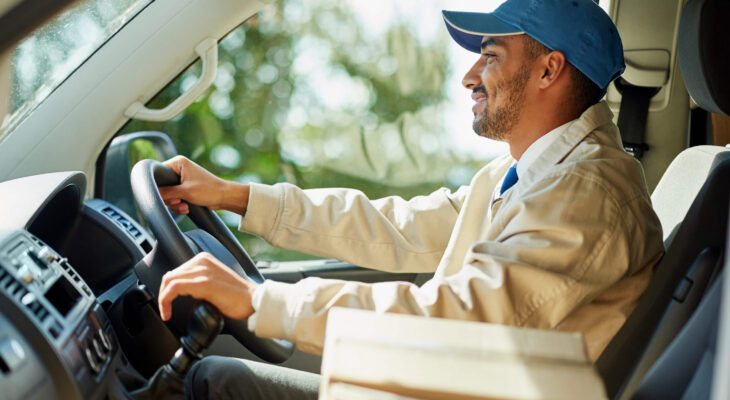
[596,0,730,397]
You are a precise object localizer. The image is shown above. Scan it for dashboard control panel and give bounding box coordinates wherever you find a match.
[0,230,120,399]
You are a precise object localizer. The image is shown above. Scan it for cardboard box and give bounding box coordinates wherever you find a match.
[320,308,607,400]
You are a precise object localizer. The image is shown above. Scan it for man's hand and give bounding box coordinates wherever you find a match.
[159,156,250,215]
[158,252,257,321]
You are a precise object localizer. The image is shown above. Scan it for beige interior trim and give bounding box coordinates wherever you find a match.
[622,52,670,88]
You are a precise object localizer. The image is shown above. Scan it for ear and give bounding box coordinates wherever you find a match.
[537,50,568,90]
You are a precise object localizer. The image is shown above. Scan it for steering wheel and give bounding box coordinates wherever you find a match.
[129,159,294,363]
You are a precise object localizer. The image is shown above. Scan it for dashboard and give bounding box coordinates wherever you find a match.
[0,171,178,399]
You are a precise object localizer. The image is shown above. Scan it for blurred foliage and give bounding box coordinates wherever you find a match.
[128,138,159,167]
[117,1,492,261]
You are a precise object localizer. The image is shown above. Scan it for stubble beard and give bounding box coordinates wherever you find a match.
[472,64,531,141]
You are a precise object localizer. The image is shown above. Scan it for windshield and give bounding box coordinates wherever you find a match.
[0,0,151,140]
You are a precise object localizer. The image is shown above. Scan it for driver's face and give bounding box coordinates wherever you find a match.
[461,35,532,142]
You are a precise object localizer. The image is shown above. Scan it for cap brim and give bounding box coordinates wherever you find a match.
[442,10,523,54]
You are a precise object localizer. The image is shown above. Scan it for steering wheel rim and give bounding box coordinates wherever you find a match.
[130,158,294,363]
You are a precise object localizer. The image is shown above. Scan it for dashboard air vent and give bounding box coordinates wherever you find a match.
[0,268,50,323]
[102,207,142,239]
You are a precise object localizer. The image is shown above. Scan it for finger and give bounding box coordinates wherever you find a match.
[158,276,210,321]
[159,265,210,293]
[158,185,186,201]
[163,155,188,175]
[159,255,218,293]
[168,203,189,215]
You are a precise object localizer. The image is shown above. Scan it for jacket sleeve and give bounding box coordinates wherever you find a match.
[239,182,470,273]
[247,171,662,357]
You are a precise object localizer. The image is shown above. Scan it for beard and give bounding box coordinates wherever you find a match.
[472,64,531,141]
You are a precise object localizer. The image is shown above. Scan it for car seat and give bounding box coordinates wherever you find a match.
[595,0,730,398]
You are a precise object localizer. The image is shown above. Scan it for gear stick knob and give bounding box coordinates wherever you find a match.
[169,302,224,376]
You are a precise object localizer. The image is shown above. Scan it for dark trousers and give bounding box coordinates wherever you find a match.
[186,356,320,400]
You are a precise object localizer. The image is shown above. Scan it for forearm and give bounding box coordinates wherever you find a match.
[240,182,463,272]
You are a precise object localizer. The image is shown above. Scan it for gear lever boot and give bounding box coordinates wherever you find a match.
[131,302,224,400]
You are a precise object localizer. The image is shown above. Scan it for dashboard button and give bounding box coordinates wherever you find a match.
[83,347,101,375]
[37,247,55,263]
[90,337,106,362]
[95,329,112,353]
[0,338,26,371]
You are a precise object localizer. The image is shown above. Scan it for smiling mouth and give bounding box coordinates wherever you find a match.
[472,95,487,113]
[471,86,487,112]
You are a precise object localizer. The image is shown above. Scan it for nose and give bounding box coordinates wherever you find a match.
[462,57,485,90]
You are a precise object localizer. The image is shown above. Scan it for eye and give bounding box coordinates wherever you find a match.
[482,52,496,62]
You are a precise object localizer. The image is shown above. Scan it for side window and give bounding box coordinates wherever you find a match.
[116,1,506,261]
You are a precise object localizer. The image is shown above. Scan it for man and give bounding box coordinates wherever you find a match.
[158,0,664,398]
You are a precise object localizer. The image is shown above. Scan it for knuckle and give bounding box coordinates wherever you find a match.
[193,252,211,263]
[167,281,182,292]
[195,276,211,284]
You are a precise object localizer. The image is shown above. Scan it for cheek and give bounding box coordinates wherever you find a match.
[481,67,505,96]
[482,77,504,105]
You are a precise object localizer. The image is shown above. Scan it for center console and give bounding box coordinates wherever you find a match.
[0,230,130,400]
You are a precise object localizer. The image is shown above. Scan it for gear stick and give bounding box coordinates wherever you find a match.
[169,302,224,375]
[131,302,224,400]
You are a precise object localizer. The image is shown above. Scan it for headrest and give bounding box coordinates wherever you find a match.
[678,0,730,115]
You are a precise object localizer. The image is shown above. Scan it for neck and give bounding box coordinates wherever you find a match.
[507,101,583,160]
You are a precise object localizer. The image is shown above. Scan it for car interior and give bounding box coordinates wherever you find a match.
[0,0,728,399]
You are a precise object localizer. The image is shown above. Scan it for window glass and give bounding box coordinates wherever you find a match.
[0,0,151,139]
[118,0,507,261]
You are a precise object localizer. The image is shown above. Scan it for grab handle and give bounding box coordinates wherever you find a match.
[125,38,217,121]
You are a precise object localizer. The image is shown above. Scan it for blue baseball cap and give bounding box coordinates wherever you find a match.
[442,0,625,91]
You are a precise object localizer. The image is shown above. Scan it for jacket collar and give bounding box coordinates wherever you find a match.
[514,101,617,189]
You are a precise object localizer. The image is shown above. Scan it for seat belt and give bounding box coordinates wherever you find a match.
[615,77,661,160]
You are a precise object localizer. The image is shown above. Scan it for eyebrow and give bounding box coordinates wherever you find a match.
[481,38,500,49]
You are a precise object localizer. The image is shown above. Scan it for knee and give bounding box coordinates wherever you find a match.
[186,356,254,400]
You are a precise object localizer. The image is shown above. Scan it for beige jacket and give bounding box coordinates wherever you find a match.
[241,101,664,361]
